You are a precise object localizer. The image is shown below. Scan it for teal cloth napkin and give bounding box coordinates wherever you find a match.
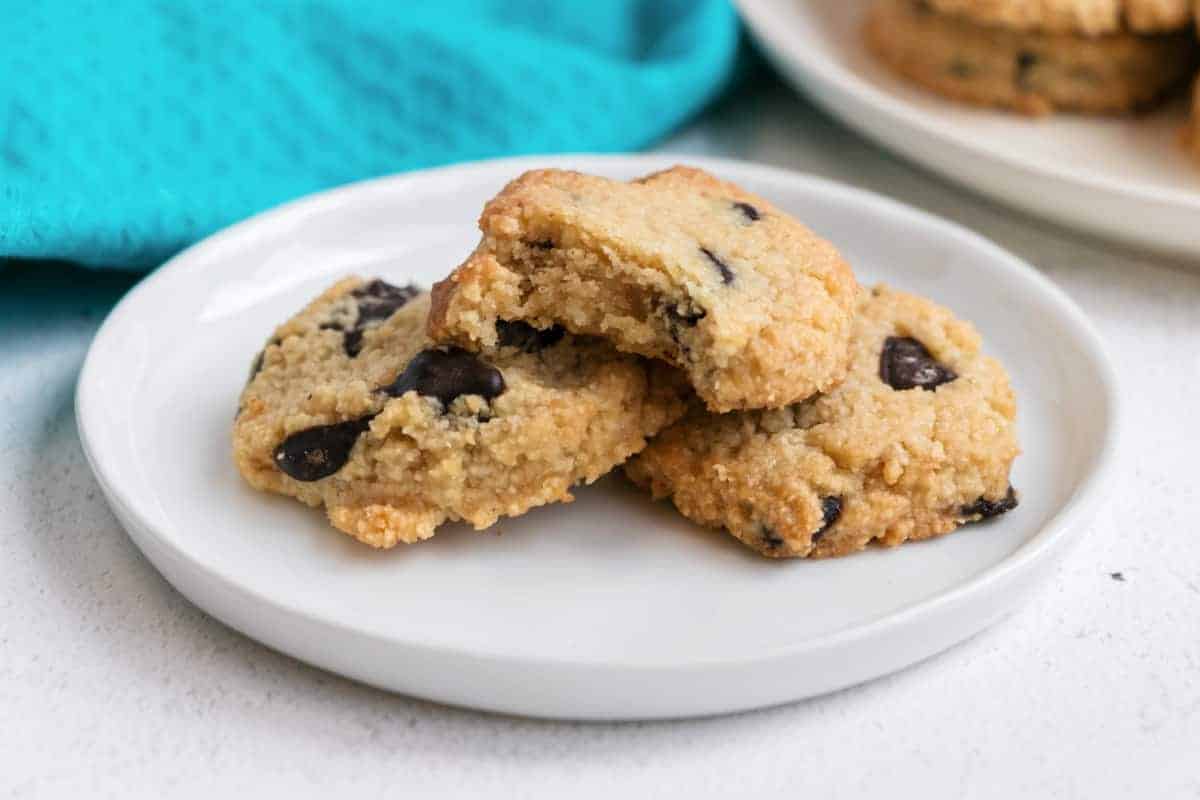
[1,1,740,269]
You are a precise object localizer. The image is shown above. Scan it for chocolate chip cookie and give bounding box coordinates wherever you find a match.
[234,277,687,547]
[866,0,1198,115]
[925,0,1192,34]
[624,285,1020,559]
[427,166,858,413]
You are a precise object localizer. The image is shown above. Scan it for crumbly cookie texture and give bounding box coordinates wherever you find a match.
[866,0,1198,115]
[234,278,687,548]
[624,285,1020,560]
[428,166,858,413]
[925,0,1191,34]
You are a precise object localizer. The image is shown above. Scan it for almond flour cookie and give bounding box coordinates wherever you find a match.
[866,0,1198,115]
[624,286,1020,560]
[234,277,687,548]
[925,0,1192,34]
[428,167,858,413]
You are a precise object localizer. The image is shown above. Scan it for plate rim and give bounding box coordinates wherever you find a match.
[735,0,1200,212]
[76,153,1122,678]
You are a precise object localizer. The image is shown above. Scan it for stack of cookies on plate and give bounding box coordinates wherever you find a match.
[234,167,1020,559]
[865,0,1198,116]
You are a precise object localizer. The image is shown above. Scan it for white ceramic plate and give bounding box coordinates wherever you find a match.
[737,0,1200,258]
[77,155,1119,720]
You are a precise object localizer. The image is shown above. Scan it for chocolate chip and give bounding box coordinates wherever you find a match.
[761,525,785,550]
[1015,50,1038,89]
[248,350,266,382]
[352,279,420,325]
[529,239,555,250]
[345,280,420,357]
[381,348,505,408]
[319,320,362,358]
[665,304,706,328]
[663,303,705,355]
[495,320,566,352]
[342,329,365,357]
[733,201,760,222]
[334,279,420,357]
[879,337,957,391]
[700,248,735,285]
[247,337,281,383]
[273,416,374,481]
[811,495,843,543]
[961,486,1018,519]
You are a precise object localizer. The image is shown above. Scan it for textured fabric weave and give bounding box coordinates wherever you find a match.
[0,1,739,269]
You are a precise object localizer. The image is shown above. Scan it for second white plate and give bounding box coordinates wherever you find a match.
[738,0,1200,258]
[77,155,1119,720]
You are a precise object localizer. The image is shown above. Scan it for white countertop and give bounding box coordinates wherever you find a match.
[3,80,1198,799]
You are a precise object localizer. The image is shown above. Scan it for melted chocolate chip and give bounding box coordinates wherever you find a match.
[381,348,505,408]
[496,320,566,353]
[811,496,843,543]
[700,248,735,285]
[1015,50,1038,89]
[961,486,1018,519]
[733,201,760,222]
[273,416,374,481]
[529,239,555,250]
[879,337,957,391]
[329,280,420,357]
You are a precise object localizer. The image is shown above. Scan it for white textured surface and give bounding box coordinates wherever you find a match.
[2,82,1199,798]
